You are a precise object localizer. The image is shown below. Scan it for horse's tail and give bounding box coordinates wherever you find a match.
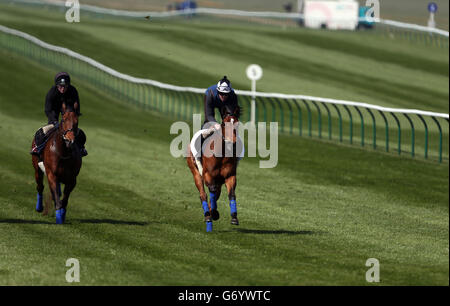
[42,192,52,216]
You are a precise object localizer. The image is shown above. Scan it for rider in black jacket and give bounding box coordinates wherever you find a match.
[192,76,242,169]
[31,72,87,156]
[202,76,239,132]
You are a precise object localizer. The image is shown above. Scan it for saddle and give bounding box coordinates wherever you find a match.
[30,124,58,157]
[190,129,245,176]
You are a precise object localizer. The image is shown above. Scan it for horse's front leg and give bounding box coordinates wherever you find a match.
[208,184,221,221]
[190,166,213,233]
[225,175,238,225]
[47,172,63,224]
[60,179,76,224]
[204,172,224,232]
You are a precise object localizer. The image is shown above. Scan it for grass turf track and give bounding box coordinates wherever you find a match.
[0,4,448,285]
[0,51,448,286]
[2,3,448,161]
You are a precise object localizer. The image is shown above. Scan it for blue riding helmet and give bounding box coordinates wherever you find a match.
[217,76,231,93]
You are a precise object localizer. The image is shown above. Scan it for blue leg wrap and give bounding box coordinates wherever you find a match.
[206,221,213,232]
[230,199,237,215]
[36,193,43,212]
[210,192,217,210]
[202,200,209,215]
[55,208,66,224]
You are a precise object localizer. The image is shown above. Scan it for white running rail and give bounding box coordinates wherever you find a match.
[0,24,448,119]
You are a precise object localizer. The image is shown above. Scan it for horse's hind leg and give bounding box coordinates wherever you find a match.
[187,151,213,231]
[193,173,209,218]
[33,157,44,213]
[188,157,209,216]
[194,175,215,232]
[225,176,238,225]
[191,168,214,232]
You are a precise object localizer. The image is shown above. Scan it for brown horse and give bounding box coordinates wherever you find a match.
[187,105,241,232]
[31,102,82,224]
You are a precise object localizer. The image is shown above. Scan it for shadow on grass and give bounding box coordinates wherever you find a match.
[230,228,321,235]
[0,218,149,226]
[73,219,149,226]
[0,219,54,225]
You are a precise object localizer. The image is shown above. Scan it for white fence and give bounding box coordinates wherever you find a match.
[0,21,448,162]
[1,24,446,119]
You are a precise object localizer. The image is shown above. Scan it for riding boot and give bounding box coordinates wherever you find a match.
[31,123,56,155]
[31,128,45,155]
[80,148,88,157]
[76,128,88,157]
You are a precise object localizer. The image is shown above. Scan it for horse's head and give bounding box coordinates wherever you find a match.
[220,104,241,144]
[61,102,79,148]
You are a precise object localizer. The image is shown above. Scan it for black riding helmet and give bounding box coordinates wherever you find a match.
[55,72,71,86]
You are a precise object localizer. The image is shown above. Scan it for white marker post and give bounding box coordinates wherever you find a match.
[246,64,263,125]
[427,2,437,28]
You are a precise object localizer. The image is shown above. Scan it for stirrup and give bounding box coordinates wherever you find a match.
[30,146,39,155]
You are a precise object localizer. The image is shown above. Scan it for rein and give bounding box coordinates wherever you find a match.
[221,116,238,143]
[63,127,75,138]
[55,118,77,160]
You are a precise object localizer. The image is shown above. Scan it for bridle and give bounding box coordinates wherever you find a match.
[59,112,79,158]
[60,114,77,138]
[62,126,76,141]
[221,115,239,144]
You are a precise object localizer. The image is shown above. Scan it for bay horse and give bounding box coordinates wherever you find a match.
[31,102,82,224]
[187,104,241,232]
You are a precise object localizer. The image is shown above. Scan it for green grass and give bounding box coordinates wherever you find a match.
[0,3,448,285]
[0,40,448,286]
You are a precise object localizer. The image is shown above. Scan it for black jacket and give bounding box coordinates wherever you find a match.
[204,85,238,125]
[45,85,80,124]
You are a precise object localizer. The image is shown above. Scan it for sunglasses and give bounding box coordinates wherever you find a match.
[218,92,229,96]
